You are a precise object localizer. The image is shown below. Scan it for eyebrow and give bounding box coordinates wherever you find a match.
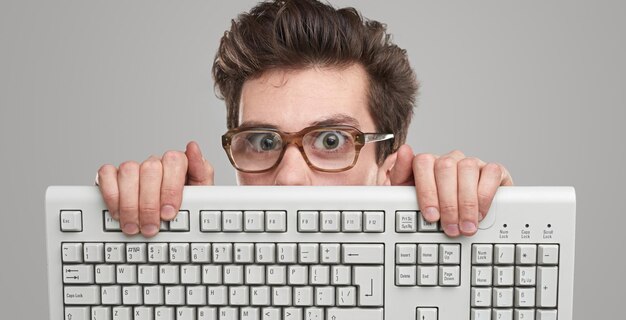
[238,113,362,130]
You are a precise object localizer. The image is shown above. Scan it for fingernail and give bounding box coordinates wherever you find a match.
[123,223,139,235]
[460,221,477,234]
[444,224,460,236]
[422,207,439,221]
[141,224,159,237]
[161,205,177,220]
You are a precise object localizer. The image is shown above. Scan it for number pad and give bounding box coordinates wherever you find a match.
[470,243,560,317]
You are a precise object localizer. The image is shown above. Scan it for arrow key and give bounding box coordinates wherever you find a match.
[416,308,438,320]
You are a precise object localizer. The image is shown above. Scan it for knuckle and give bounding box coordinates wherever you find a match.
[162,150,185,163]
[459,199,479,212]
[439,203,458,215]
[139,204,160,216]
[458,157,480,169]
[98,164,117,176]
[119,161,139,175]
[140,158,163,173]
[450,149,465,157]
[119,205,138,214]
[483,162,502,176]
[435,157,456,170]
[102,191,120,204]
[160,186,181,202]
[413,153,436,167]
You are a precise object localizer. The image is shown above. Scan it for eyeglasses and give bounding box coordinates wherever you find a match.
[222,125,394,173]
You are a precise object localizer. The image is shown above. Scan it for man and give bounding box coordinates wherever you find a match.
[97,0,513,238]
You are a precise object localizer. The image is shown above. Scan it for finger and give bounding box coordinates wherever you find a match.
[97,164,120,219]
[457,157,481,236]
[477,162,512,220]
[160,150,188,220]
[435,155,460,237]
[139,156,163,237]
[389,144,415,186]
[185,141,215,186]
[117,161,140,235]
[413,153,440,222]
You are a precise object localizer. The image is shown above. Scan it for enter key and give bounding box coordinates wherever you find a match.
[353,266,384,306]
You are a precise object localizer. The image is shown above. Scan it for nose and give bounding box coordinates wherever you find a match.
[273,145,312,186]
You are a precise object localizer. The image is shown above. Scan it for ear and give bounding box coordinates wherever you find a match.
[376,151,398,186]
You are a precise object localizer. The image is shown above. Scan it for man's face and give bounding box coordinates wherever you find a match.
[236,64,392,186]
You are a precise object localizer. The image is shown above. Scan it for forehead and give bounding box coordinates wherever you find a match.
[238,64,375,132]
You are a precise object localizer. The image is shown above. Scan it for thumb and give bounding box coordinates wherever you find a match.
[389,144,415,186]
[185,141,214,185]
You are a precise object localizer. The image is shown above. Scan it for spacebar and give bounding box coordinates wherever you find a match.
[326,308,383,320]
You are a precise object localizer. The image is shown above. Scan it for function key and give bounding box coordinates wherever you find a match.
[298,211,319,232]
[342,211,362,232]
[363,211,385,233]
[266,210,287,232]
[222,211,243,232]
[103,210,121,231]
[244,211,265,232]
[169,210,190,231]
[200,211,222,232]
[320,211,341,232]
[396,211,417,233]
[60,210,82,232]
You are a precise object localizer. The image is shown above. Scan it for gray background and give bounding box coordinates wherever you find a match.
[1,0,624,318]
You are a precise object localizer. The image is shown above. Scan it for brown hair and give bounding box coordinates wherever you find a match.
[212,0,418,163]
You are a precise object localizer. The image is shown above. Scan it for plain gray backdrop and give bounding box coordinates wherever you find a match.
[1,0,624,319]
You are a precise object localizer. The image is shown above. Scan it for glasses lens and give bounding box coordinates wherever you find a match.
[230,131,283,171]
[303,128,357,170]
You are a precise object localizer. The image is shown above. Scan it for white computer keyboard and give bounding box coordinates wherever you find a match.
[45,186,576,320]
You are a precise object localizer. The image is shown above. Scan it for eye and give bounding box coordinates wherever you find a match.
[313,131,347,151]
[246,133,281,152]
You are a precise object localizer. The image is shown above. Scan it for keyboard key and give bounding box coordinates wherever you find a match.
[272,286,292,306]
[494,244,515,265]
[181,265,201,284]
[515,266,536,286]
[60,210,82,232]
[101,285,121,305]
[245,210,265,232]
[353,266,383,306]
[159,265,180,284]
[342,210,362,232]
[299,243,319,264]
[91,306,111,320]
[104,243,125,263]
[191,243,211,263]
[396,244,417,264]
[417,265,438,286]
[234,243,254,263]
[126,243,147,263]
[224,265,244,284]
[492,287,513,307]
[310,265,330,285]
[164,286,185,305]
[320,210,341,232]
[256,243,276,264]
[83,243,104,263]
[494,266,514,286]
[229,286,249,305]
[416,308,438,320]
[200,210,222,232]
[63,264,94,284]
[148,243,168,263]
[298,211,319,232]
[342,244,384,264]
[536,309,557,320]
[320,243,341,264]
[202,265,222,284]
[169,210,190,231]
[222,211,243,232]
[288,265,308,285]
[336,286,356,306]
[492,309,512,320]
[514,287,536,307]
[439,244,461,264]
[417,212,438,232]
[62,243,83,263]
[207,286,227,305]
[277,243,297,264]
[326,308,383,320]
[122,285,142,305]
[245,265,265,284]
[315,286,335,306]
[143,285,164,305]
[363,211,385,233]
[64,307,89,320]
[471,287,492,307]
[267,265,287,285]
[95,265,115,284]
[294,286,314,306]
[116,265,137,284]
[395,211,417,232]
[472,244,493,265]
[395,265,416,286]
[418,244,438,264]
[213,243,233,263]
[155,306,174,320]
[251,286,270,306]
[265,210,287,232]
[537,266,558,308]
[331,265,351,285]
[471,266,492,286]
[439,265,461,286]
[470,308,491,320]
[64,286,101,305]
[169,243,190,263]
[103,211,121,231]
[112,306,132,320]
[516,245,537,265]
[538,244,559,265]
[515,309,534,320]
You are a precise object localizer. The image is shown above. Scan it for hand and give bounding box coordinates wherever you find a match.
[389,145,513,237]
[97,141,214,237]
